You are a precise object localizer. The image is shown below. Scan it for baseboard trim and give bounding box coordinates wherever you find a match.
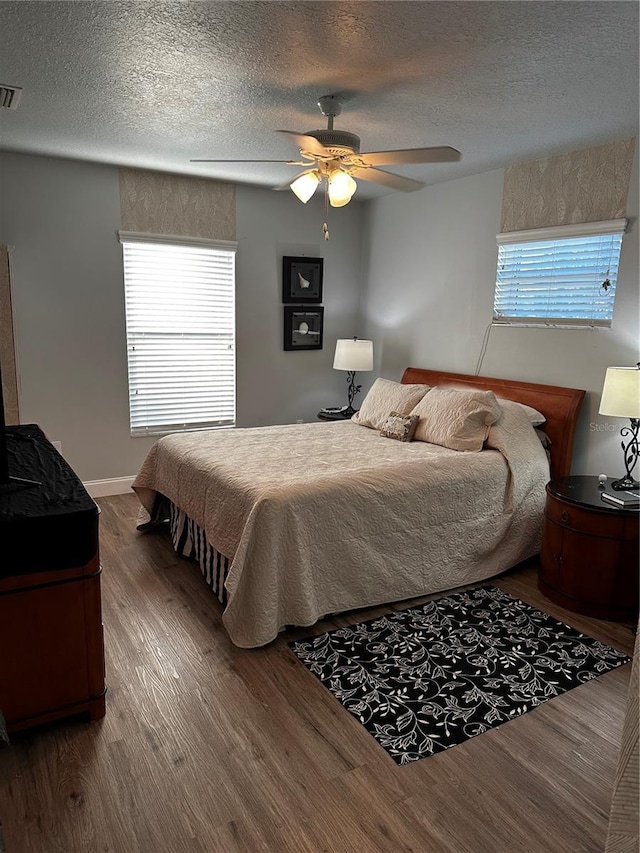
[83,476,136,498]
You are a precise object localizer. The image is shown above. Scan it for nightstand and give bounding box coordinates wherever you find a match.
[539,475,639,622]
[317,409,357,421]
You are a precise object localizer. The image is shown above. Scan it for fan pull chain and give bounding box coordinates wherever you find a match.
[323,182,330,241]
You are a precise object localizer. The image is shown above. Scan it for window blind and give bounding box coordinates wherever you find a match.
[119,233,236,436]
[493,219,626,327]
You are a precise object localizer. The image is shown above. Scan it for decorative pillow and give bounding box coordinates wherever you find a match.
[498,398,546,426]
[352,378,431,431]
[410,387,502,451]
[380,411,420,442]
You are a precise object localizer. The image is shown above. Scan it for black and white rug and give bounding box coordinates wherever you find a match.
[289,586,631,765]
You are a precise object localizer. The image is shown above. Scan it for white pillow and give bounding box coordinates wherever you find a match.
[352,378,431,431]
[498,398,546,427]
[410,387,502,451]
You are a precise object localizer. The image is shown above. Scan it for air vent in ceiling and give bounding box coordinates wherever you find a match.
[0,85,23,110]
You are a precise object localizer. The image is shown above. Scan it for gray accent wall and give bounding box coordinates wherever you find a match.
[0,152,364,481]
[360,147,640,476]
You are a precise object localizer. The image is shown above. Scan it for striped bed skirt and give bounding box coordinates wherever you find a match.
[168,502,230,607]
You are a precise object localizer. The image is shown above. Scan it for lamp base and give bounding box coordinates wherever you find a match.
[610,476,640,491]
[609,418,640,492]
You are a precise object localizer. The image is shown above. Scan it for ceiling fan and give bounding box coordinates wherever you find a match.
[192,94,461,211]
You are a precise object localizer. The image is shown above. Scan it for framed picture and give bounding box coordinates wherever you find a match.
[282,256,323,303]
[284,306,324,351]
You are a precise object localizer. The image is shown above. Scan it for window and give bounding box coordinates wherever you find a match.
[493,219,626,327]
[119,232,236,436]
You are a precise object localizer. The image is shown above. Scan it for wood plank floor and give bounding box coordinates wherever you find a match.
[0,493,635,853]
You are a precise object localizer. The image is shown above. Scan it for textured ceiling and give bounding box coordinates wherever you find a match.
[0,1,638,199]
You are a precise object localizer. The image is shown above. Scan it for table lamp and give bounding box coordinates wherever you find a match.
[333,338,374,416]
[598,363,640,490]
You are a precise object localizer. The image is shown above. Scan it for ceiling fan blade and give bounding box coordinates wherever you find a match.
[276,130,328,157]
[190,158,303,164]
[351,167,424,192]
[358,146,461,166]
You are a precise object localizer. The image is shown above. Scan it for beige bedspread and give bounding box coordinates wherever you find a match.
[133,404,549,647]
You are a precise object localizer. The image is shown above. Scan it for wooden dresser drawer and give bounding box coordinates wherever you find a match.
[1,426,106,732]
[545,494,626,538]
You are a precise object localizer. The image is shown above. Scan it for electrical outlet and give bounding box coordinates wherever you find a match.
[51,440,62,454]
[296,419,304,424]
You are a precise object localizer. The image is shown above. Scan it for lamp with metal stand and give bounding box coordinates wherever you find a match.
[332,338,374,416]
[598,363,640,490]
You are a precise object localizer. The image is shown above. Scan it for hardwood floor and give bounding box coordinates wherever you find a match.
[0,493,635,853]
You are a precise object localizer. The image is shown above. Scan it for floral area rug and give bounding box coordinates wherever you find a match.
[289,586,631,765]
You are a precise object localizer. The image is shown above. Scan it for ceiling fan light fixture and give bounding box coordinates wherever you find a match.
[328,169,357,207]
[290,170,320,203]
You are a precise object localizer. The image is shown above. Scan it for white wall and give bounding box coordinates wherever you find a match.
[360,148,640,476]
[0,153,133,482]
[2,146,636,481]
[235,185,364,427]
[0,152,364,482]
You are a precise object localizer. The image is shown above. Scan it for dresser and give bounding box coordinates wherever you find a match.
[539,475,639,622]
[0,425,106,732]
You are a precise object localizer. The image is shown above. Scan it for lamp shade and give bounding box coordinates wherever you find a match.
[599,366,640,417]
[290,171,320,203]
[328,170,357,207]
[333,338,373,372]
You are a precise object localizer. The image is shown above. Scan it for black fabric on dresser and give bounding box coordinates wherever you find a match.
[0,425,98,577]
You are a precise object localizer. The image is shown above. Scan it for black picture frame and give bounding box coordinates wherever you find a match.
[284,306,324,351]
[282,256,323,303]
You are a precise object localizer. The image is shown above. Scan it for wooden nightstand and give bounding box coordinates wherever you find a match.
[539,475,639,622]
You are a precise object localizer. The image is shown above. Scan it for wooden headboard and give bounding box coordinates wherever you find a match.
[401,368,585,480]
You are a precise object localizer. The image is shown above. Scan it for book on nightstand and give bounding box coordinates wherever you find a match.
[601,489,640,509]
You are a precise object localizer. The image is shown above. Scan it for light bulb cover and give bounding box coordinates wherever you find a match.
[290,171,320,203]
[328,170,357,207]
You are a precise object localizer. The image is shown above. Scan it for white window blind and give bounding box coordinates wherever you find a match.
[493,219,626,327]
[119,232,236,436]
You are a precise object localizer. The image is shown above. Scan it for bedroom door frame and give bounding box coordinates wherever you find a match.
[0,245,21,425]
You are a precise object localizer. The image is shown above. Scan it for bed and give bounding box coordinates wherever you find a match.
[133,368,585,647]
